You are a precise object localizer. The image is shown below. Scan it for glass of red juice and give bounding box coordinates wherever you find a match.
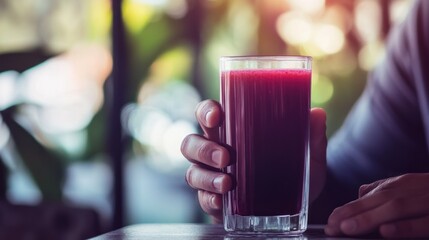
[220,56,312,235]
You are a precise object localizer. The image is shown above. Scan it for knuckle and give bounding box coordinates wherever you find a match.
[377,190,394,201]
[198,191,209,212]
[182,134,210,163]
[396,174,409,183]
[359,185,367,195]
[355,213,375,228]
[401,173,412,179]
[386,174,412,187]
[187,165,221,192]
[198,191,215,214]
[330,206,351,220]
[375,178,395,191]
[198,141,214,161]
[387,198,406,214]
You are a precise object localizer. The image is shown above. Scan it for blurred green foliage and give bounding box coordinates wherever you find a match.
[121,0,371,137]
[1,0,407,209]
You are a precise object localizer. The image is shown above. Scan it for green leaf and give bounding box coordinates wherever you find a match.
[1,108,64,201]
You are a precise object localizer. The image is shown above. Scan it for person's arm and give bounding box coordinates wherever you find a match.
[311,0,429,236]
[330,0,429,189]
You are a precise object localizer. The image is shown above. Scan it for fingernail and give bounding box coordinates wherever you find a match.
[341,219,357,233]
[210,195,220,210]
[212,150,222,166]
[205,110,213,124]
[213,176,223,192]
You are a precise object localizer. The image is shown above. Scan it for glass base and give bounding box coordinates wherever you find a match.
[223,213,307,235]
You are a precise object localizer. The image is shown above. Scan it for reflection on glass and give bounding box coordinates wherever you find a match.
[224,234,308,240]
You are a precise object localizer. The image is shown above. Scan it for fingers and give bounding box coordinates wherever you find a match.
[181,134,230,168]
[359,177,396,198]
[195,100,223,141]
[337,196,428,236]
[326,188,429,236]
[183,100,228,223]
[310,108,327,164]
[325,191,394,236]
[310,108,327,162]
[186,164,231,223]
[186,164,233,194]
[359,183,377,198]
[309,108,327,202]
[198,190,223,223]
[183,99,227,168]
[380,215,429,239]
[360,174,429,198]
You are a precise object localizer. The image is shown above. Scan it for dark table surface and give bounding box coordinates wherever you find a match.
[91,223,383,240]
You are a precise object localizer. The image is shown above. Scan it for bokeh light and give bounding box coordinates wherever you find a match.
[277,12,313,45]
[358,40,385,71]
[276,8,345,56]
[161,120,195,163]
[125,105,172,148]
[286,0,325,14]
[133,0,168,7]
[390,0,412,24]
[312,74,334,105]
[313,24,345,55]
[322,6,353,34]
[355,0,381,44]
[123,0,155,34]
[124,80,201,172]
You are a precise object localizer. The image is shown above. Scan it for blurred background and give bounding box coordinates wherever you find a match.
[0,0,413,237]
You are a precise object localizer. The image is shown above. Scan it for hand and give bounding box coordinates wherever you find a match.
[325,173,429,238]
[181,100,327,223]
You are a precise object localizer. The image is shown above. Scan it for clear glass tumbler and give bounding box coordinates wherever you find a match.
[220,56,312,235]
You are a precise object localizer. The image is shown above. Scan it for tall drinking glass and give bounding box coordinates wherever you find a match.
[220,56,312,235]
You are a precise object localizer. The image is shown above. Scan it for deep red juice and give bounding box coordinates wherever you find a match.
[220,69,311,216]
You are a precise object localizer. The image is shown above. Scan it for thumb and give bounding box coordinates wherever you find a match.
[309,107,327,202]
